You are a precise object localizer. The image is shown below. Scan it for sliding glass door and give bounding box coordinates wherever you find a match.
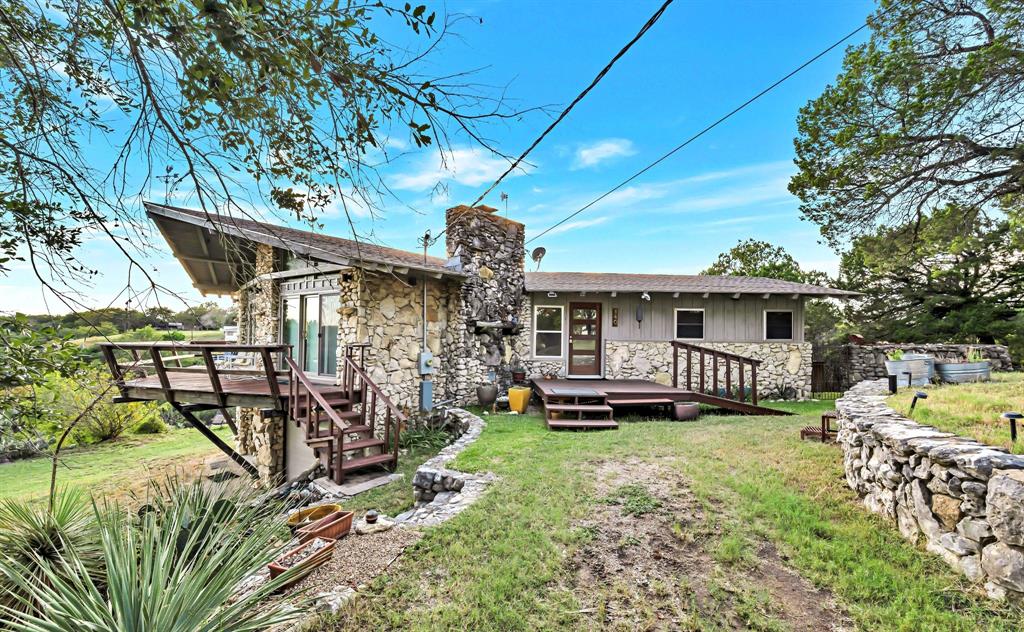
[281,293,339,377]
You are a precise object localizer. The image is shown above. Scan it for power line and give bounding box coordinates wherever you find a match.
[526,18,875,245]
[430,0,675,245]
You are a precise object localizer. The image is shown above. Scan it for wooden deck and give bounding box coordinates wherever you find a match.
[120,372,293,408]
[532,378,790,430]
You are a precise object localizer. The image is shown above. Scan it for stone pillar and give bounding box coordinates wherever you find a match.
[442,205,526,401]
[235,243,285,483]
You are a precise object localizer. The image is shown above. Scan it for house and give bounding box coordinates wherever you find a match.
[141,201,855,481]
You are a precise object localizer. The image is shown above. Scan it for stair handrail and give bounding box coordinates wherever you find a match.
[284,356,348,447]
[671,340,760,405]
[341,355,406,466]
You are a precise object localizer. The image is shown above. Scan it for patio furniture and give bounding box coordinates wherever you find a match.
[801,411,838,443]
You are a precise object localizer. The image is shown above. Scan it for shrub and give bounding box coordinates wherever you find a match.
[0,477,303,631]
[133,412,167,435]
[161,330,186,341]
[399,427,450,452]
[0,488,105,617]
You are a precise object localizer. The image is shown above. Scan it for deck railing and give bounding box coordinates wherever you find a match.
[340,352,405,465]
[98,341,291,405]
[671,341,760,405]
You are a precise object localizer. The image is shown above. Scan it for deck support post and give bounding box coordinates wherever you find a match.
[169,402,260,479]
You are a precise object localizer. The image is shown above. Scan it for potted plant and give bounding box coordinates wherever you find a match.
[477,382,499,409]
[883,349,930,387]
[935,347,992,383]
[511,365,526,384]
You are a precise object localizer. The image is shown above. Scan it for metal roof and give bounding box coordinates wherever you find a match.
[524,271,859,297]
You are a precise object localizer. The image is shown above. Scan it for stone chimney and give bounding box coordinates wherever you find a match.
[443,205,525,390]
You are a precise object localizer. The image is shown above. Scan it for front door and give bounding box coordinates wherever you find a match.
[568,302,601,376]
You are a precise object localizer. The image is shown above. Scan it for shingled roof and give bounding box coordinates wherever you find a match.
[146,202,461,279]
[524,271,858,297]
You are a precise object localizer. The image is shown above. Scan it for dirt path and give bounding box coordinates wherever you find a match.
[566,458,850,631]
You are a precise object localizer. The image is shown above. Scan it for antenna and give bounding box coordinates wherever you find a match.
[530,247,546,271]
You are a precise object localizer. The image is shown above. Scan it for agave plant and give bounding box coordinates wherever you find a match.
[0,477,305,631]
[0,488,104,617]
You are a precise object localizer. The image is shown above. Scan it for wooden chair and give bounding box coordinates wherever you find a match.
[800,410,838,443]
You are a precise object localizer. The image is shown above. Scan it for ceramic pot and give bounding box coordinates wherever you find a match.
[477,384,499,408]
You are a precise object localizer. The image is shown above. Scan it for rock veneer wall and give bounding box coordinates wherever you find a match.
[604,340,813,399]
[837,379,1024,601]
[399,408,497,526]
[337,268,456,418]
[444,205,526,395]
[844,344,1013,384]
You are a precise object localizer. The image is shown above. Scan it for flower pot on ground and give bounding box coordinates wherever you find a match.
[286,503,342,533]
[508,386,532,414]
[673,402,700,421]
[511,368,526,383]
[935,360,991,383]
[268,537,337,587]
[296,510,353,543]
[477,384,499,408]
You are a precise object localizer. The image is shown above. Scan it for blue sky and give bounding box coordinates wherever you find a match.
[4,0,876,315]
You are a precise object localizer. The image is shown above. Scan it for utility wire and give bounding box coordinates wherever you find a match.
[430,0,675,245]
[526,17,876,245]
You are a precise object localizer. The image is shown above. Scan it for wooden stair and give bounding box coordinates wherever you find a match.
[540,388,618,431]
[285,346,406,484]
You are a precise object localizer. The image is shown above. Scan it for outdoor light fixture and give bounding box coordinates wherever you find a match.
[887,374,898,394]
[547,291,558,298]
[1002,412,1022,442]
[910,390,928,413]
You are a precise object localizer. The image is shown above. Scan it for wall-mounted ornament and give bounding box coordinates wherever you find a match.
[612,308,619,327]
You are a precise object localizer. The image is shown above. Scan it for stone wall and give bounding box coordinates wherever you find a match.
[443,205,526,396]
[844,344,1013,384]
[837,380,1024,601]
[604,340,813,399]
[337,268,456,421]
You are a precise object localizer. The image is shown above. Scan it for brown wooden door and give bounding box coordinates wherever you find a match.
[568,302,601,376]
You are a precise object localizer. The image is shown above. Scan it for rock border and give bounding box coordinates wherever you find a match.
[836,379,1024,601]
[395,407,497,527]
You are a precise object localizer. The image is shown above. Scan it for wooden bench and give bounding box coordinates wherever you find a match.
[800,411,838,443]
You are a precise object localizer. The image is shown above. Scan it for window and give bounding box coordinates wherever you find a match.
[534,305,564,358]
[281,293,339,376]
[765,310,794,340]
[675,309,704,340]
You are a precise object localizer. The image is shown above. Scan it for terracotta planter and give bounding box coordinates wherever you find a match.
[673,402,700,421]
[511,369,527,383]
[287,503,342,533]
[268,537,336,587]
[296,510,353,543]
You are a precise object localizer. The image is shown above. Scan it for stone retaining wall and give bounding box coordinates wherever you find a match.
[844,344,1013,385]
[605,340,812,399]
[399,408,497,526]
[837,380,1024,601]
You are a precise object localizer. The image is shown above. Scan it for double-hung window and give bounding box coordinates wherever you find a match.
[675,308,704,340]
[533,305,564,358]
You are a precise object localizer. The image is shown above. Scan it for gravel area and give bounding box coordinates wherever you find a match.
[290,526,422,593]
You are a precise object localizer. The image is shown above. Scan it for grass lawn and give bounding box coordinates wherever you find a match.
[888,372,1024,453]
[0,426,232,503]
[317,402,1023,631]
[73,328,224,346]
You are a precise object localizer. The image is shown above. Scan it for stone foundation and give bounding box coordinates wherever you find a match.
[844,344,1012,385]
[604,340,812,399]
[837,379,1024,601]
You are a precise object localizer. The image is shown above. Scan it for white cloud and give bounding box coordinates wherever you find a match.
[390,147,528,191]
[572,138,637,170]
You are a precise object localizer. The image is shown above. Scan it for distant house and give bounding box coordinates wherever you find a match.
[143,201,855,480]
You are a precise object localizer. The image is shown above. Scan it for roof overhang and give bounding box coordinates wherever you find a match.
[146,202,466,293]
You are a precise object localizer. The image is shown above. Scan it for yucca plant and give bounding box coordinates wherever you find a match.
[0,488,104,617]
[0,477,306,631]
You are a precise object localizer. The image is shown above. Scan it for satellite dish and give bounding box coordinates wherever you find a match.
[530,247,546,270]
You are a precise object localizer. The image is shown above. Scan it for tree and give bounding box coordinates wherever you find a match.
[701,239,843,344]
[838,207,1024,344]
[790,0,1024,246]
[0,0,523,310]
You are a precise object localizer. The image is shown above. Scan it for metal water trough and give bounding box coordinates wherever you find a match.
[935,361,991,383]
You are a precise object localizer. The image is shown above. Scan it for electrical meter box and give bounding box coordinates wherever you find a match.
[418,350,435,375]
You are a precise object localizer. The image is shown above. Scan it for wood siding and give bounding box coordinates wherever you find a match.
[528,292,805,360]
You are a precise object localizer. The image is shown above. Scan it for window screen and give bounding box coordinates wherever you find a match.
[765,311,793,340]
[675,310,704,339]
